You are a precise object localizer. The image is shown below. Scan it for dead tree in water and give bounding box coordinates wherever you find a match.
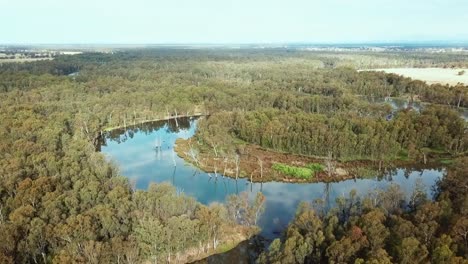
[172,151,176,167]
[257,157,264,179]
[222,156,229,178]
[234,154,240,180]
[174,109,179,127]
[326,151,334,177]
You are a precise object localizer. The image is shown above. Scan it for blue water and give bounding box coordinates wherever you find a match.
[101,117,445,239]
[384,97,467,121]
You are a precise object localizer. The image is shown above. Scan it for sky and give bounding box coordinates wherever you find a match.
[1,0,467,44]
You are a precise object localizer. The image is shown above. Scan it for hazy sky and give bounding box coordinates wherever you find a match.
[1,0,467,44]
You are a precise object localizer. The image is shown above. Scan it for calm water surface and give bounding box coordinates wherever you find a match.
[101,117,445,240]
[377,97,468,121]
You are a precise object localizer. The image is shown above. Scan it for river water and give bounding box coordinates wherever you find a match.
[101,117,445,241]
[372,97,468,121]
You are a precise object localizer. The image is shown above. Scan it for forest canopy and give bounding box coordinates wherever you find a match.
[0,48,467,263]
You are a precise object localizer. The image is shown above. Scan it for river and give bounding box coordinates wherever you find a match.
[100,117,445,243]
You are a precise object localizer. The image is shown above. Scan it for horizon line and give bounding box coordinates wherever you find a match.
[0,40,468,49]
[2,40,468,47]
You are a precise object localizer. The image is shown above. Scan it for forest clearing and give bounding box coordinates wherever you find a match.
[365,67,468,85]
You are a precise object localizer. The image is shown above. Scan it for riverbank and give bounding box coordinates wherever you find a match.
[94,113,206,151]
[179,225,258,264]
[174,138,451,183]
[101,113,205,132]
[175,138,379,183]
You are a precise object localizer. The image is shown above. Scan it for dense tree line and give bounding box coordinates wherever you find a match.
[257,157,468,263]
[0,49,466,263]
[197,106,466,163]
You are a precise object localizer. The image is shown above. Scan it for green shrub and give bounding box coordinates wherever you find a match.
[307,163,325,172]
[272,163,324,179]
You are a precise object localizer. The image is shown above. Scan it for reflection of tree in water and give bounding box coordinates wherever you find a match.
[365,96,422,112]
[165,117,191,133]
[102,121,166,145]
[324,182,331,211]
[172,166,176,185]
[99,117,196,147]
[380,165,443,181]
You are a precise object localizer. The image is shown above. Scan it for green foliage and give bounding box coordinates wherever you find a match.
[272,163,314,179]
[439,158,454,165]
[258,161,468,263]
[306,163,325,172]
[0,49,466,263]
[270,163,322,180]
[200,105,466,162]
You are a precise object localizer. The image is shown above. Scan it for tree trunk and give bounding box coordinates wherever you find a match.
[213,145,218,157]
[326,151,333,177]
[41,253,47,264]
[258,158,263,179]
[235,154,240,180]
[223,158,227,177]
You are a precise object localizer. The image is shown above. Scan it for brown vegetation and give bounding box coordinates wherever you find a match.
[175,138,378,183]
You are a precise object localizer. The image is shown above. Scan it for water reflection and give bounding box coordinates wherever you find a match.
[368,96,468,121]
[100,117,445,239]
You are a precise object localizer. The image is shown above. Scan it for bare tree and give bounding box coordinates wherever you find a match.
[212,144,219,157]
[326,151,334,177]
[108,111,113,127]
[234,154,240,180]
[174,109,179,127]
[257,157,264,179]
[129,179,137,197]
[186,141,201,166]
[133,109,137,125]
[222,157,228,178]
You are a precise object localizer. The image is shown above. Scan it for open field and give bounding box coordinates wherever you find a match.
[364,67,468,85]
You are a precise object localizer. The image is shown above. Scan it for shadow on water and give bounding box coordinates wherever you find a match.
[99,116,446,263]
